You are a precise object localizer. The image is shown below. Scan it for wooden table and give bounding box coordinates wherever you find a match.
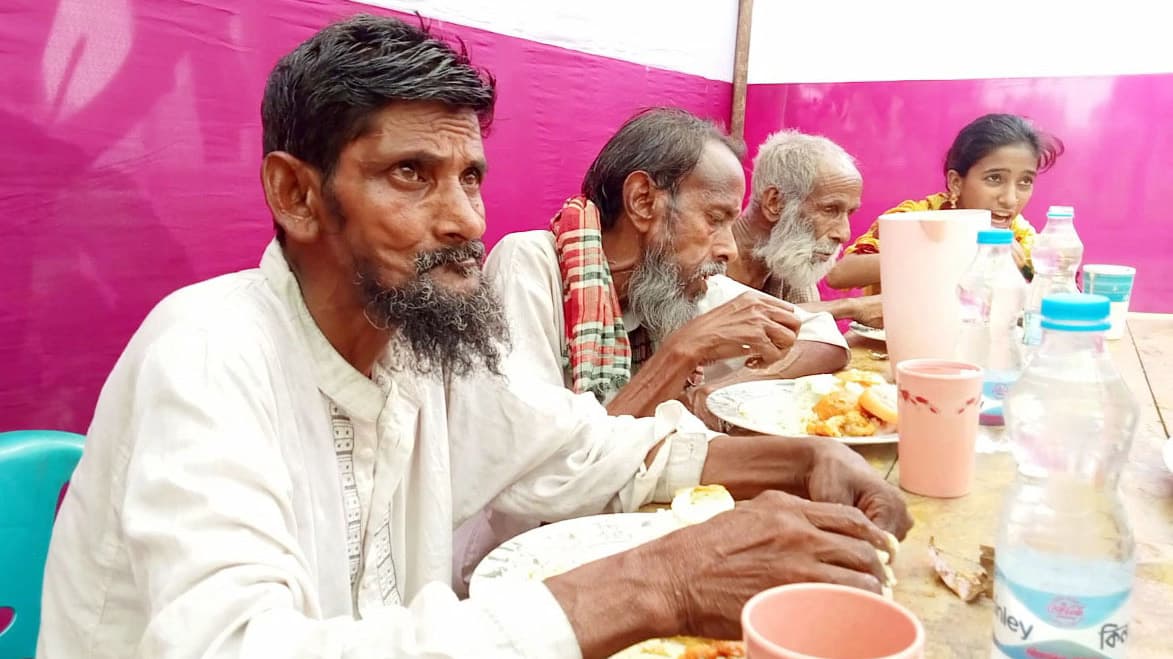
[848,313,1173,658]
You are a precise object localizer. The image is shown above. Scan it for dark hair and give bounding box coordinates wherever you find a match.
[944,113,1064,180]
[581,108,746,230]
[262,14,496,240]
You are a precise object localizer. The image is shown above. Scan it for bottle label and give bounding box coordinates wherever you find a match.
[991,568,1131,659]
[979,375,1017,425]
[1023,310,1043,346]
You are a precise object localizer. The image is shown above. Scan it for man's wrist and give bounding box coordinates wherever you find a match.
[663,331,706,369]
[783,435,821,493]
[701,434,819,499]
[842,296,862,322]
[797,436,830,496]
[546,545,681,657]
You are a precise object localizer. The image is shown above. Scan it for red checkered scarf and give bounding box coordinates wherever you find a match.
[549,196,632,400]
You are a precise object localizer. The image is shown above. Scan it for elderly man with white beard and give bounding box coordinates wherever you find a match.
[458,111,858,592]
[484,109,850,418]
[726,130,884,328]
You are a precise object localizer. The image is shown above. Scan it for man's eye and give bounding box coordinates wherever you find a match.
[394,162,422,181]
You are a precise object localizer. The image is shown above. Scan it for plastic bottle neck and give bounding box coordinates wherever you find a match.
[1043,216,1076,232]
[1037,326,1107,356]
[976,243,1017,264]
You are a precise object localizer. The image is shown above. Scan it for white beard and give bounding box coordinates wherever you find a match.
[752,201,841,292]
[627,237,726,343]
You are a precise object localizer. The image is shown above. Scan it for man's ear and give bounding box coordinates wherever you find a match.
[262,151,325,244]
[762,186,785,224]
[622,170,664,236]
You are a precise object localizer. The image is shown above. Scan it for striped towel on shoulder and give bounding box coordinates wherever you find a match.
[548,196,631,401]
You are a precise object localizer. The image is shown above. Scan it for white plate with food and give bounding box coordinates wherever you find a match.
[469,512,678,593]
[612,637,745,658]
[471,489,743,658]
[706,370,899,444]
[470,486,736,593]
[849,321,887,343]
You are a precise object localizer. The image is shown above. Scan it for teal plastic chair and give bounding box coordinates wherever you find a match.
[0,430,85,659]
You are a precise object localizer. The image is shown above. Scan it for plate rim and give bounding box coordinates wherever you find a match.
[469,511,671,596]
[848,320,887,342]
[705,377,898,445]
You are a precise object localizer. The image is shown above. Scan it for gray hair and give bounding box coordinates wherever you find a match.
[262,15,496,244]
[582,108,746,230]
[750,130,858,207]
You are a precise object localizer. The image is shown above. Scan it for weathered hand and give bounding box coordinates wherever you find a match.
[851,294,885,329]
[678,380,726,431]
[645,490,892,640]
[806,440,913,539]
[667,292,801,368]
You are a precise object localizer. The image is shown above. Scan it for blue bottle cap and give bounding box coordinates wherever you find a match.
[1040,293,1111,332]
[977,228,1014,245]
[1046,205,1075,219]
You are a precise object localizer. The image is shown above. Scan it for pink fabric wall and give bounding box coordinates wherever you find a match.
[744,75,1173,312]
[0,0,730,433]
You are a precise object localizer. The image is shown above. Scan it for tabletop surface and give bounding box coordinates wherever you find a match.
[846,312,1173,658]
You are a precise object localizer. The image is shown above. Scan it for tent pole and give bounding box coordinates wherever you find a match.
[731,0,754,140]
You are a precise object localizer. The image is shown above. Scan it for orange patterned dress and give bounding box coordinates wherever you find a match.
[844,192,1036,294]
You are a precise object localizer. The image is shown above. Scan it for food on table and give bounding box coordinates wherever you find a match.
[979,544,995,598]
[807,410,878,438]
[812,389,857,419]
[611,636,745,658]
[875,531,901,599]
[680,639,746,658]
[927,536,990,602]
[884,531,901,558]
[859,385,898,424]
[835,368,888,387]
[798,370,898,438]
[671,484,735,526]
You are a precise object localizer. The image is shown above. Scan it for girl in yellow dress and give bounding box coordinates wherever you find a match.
[827,114,1064,296]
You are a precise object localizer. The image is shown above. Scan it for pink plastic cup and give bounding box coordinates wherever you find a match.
[895,359,983,498]
[742,583,925,658]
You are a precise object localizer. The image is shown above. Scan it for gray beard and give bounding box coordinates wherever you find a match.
[753,200,840,292]
[626,238,726,343]
[356,240,510,377]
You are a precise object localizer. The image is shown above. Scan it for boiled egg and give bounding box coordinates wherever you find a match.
[671,484,735,526]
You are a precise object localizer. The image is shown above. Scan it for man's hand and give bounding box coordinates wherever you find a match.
[849,294,884,329]
[546,490,893,657]
[647,490,891,640]
[698,435,912,541]
[805,440,913,539]
[678,379,727,431]
[608,294,802,419]
[665,292,801,368]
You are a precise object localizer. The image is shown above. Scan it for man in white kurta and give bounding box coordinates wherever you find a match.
[39,242,713,658]
[459,114,852,592]
[39,17,910,659]
[485,230,848,395]
[453,233,849,585]
[485,109,850,420]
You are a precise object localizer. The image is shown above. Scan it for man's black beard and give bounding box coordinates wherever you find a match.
[356,240,510,377]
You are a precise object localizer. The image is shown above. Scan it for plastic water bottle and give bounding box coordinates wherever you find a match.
[991,293,1138,659]
[957,229,1027,437]
[1023,206,1084,347]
